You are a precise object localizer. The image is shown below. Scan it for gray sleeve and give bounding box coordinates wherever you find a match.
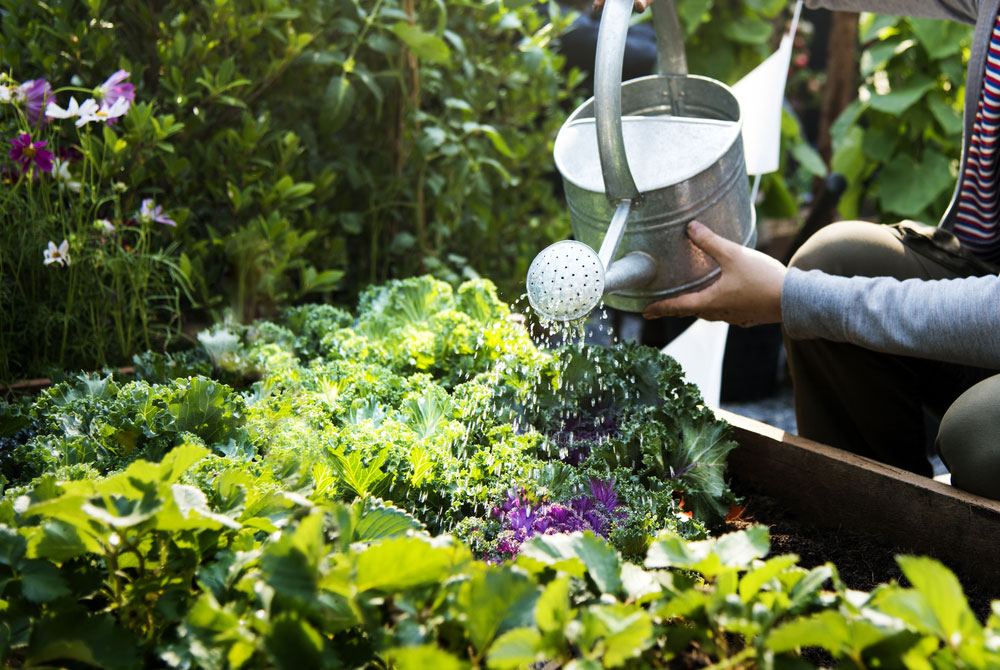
[805,0,979,23]
[781,268,1000,369]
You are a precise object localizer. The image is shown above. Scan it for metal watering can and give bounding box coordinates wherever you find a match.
[526,0,755,321]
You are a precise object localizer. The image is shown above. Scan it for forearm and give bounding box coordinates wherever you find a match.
[782,268,1000,369]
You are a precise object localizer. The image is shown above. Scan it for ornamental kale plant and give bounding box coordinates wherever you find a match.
[1,276,727,561]
[0,70,191,381]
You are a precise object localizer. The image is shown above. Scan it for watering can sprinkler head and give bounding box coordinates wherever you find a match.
[526,240,606,322]
[526,200,658,322]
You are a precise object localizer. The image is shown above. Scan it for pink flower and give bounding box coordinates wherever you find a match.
[18,79,52,126]
[97,70,134,123]
[139,198,176,226]
[8,133,54,174]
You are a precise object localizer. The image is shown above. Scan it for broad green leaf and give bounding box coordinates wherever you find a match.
[20,559,70,602]
[876,150,953,218]
[861,38,908,77]
[158,484,241,531]
[582,604,653,666]
[788,564,833,612]
[861,126,900,163]
[714,526,770,568]
[927,94,964,136]
[536,575,573,633]
[620,562,661,603]
[266,613,323,670]
[27,611,140,670]
[868,76,935,115]
[520,532,621,595]
[353,500,424,543]
[456,566,538,652]
[645,532,705,569]
[355,536,468,592]
[157,443,209,484]
[386,645,468,670]
[468,123,514,158]
[790,141,828,177]
[721,16,772,44]
[739,554,799,602]
[767,610,851,652]
[487,627,542,668]
[391,22,451,63]
[894,555,982,642]
[909,17,966,59]
[831,125,867,188]
[261,524,320,602]
[830,99,865,153]
[859,13,900,42]
[676,0,712,37]
[0,526,26,566]
[81,491,161,529]
[329,449,388,498]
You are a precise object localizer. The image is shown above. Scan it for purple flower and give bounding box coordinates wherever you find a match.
[139,198,176,226]
[18,79,52,125]
[97,70,134,124]
[98,70,135,107]
[9,133,54,174]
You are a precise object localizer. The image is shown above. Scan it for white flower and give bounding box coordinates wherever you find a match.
[75,96,129,127]
[43,239,71,267]
[50,159,81,193]
[45,96,83,119]
[0,85,11,104]
[96,218,115,234]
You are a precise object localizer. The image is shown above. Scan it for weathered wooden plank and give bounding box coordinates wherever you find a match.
[718,408,1000,588]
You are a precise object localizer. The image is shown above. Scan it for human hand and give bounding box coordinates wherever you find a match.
[592,0,654,12]
[643,221,787,327]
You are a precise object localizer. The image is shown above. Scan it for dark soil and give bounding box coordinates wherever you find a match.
[725,477,999,622]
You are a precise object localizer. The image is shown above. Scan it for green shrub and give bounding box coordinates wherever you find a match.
[831,13,971,223]
[0,0,581,329]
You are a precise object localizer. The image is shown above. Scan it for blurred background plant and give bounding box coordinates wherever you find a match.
[0,69,191,381]
[4,0,960,382]
[830,13,971,224]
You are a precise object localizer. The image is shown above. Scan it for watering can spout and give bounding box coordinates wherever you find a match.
[605,251,657,294]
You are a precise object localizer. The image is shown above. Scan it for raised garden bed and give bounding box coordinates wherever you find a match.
[720,409,1000,618]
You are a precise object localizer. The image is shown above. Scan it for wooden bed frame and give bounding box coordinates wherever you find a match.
[719,409,1000,589]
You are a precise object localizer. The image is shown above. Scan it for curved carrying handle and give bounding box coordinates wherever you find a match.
[594,0,640,203]
[594,0,688,203]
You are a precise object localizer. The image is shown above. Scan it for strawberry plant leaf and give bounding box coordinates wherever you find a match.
[487,627,542,668]
[456,566,538,653]
[355,536,468,593]
[20,559,70,602]
[386,645,469,670]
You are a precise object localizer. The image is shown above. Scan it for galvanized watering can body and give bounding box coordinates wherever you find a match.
[548,0,755,314]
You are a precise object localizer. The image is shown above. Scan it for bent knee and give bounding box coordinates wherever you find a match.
[937,375,1000,499]
[789,220,902,277]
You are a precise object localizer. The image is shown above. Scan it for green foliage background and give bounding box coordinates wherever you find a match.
[0,0,581,328]
[832,13,972,224]
[1,0,825,381]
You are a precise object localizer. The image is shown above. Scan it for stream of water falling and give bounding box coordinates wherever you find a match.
[464,292,645,461]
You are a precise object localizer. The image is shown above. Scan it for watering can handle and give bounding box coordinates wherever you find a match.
[594,0,688,204]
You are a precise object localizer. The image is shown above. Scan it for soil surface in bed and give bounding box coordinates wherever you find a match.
[725,477,1000,622]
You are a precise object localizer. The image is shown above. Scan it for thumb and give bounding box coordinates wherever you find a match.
[686,220,740,265]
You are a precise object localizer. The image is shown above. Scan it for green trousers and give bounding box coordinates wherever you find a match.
[784,220,1000,498]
